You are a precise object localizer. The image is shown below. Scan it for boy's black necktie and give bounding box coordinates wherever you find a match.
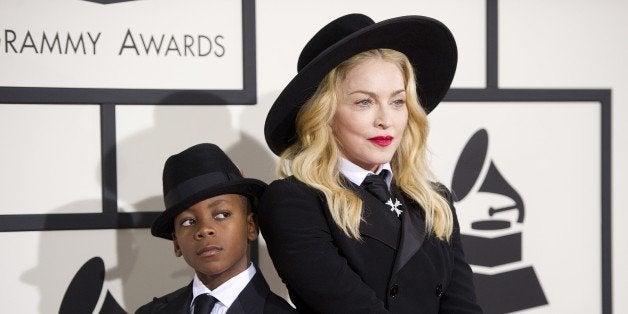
[194,294,218,314]
[361,170,392,203]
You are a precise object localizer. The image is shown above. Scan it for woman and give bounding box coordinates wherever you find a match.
[259,13,481,313]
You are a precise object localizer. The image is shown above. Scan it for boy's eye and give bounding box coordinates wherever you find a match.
[214,211,232,220]
[180,217,196,227]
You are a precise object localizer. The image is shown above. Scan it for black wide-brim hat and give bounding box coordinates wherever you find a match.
[151,143,267,240]
[264,13,458,156]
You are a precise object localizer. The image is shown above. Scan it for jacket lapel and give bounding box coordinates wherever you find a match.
[344,179,401,249]
[360,194,401,249]
[226,269,269,314]
[392,190,426,275]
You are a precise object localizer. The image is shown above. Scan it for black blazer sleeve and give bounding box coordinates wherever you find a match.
[258,178,388,314]
[438,185,483,313]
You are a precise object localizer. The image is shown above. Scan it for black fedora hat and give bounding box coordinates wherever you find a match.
[264,13,458,156]
[151,143,267,240]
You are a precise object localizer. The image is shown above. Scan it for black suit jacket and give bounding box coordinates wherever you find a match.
[135,269,295,314]
[258,177,482,313]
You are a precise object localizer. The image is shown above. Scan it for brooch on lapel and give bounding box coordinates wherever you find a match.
[386,198,403,217]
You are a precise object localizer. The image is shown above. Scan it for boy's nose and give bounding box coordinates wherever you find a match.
[194,223,216,239]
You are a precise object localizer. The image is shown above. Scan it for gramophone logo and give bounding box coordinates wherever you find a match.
[451,128,548,313]
[59,257,126,314]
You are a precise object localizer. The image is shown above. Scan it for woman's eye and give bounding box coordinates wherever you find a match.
[355,99,372,107]
[180,218,195,227]
[215,212,232,219]
[392,99,406,107]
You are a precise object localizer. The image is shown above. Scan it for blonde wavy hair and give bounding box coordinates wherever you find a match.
[278,49,453,241]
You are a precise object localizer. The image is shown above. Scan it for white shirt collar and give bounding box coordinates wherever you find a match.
[338,157,393,189]
[191,263,256,313]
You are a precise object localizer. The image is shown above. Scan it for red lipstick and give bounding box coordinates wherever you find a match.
[368,136,393,147]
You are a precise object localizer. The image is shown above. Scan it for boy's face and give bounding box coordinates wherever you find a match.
[172,193,258,290]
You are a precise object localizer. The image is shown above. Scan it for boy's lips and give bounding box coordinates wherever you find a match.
[197,245,222,257]
[368,136,393,147]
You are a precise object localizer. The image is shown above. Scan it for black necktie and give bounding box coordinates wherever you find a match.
[362,170,404,218]
[361,170,392,203]
[194,294,218,314]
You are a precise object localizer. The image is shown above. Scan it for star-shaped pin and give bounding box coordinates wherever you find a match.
[385,198,403,217]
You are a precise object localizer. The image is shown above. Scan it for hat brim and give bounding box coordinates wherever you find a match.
[265,15,457,156]
[151,178,266,240]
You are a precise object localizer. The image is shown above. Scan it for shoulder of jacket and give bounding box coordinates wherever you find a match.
[268,176,318,193]
[263,294,297,313]
[430,181,453,201]
[136,284,189,312]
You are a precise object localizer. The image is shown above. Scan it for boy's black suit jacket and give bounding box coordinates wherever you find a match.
[135,269,295,314]
[258,177,482,313]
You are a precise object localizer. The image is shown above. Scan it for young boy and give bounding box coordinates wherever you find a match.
[136,143,295,314]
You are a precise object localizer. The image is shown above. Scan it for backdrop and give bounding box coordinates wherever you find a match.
[0,0,625,313]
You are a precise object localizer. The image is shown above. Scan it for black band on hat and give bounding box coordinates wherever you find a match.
[152,143,267,240]
[164,172,240,210]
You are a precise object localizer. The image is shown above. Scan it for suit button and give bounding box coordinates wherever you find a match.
[435,283,444,297]
[389,284,399,297]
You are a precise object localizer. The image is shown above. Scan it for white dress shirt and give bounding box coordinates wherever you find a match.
[338,157,393,190]
[190,263,256,314]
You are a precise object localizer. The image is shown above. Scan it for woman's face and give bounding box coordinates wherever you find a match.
[332,58,408,172]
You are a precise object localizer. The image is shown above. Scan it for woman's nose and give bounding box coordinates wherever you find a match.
[375,106,391,128]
